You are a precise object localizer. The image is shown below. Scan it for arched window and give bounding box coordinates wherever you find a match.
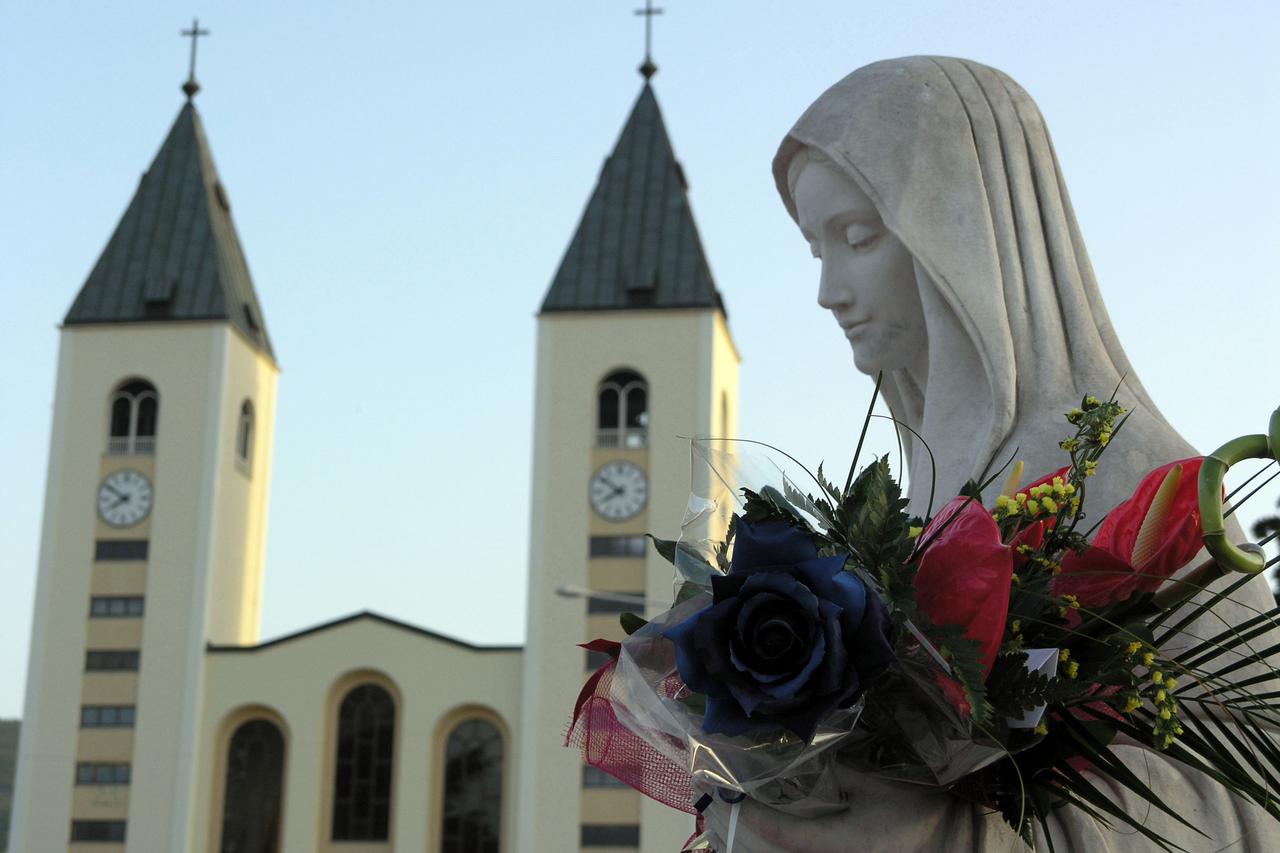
[219,718,285,853]
[597,370,647,448]
[441,719,503,853]
[236,400,254,472]
[332,684,395,840]
[108,380,159,455]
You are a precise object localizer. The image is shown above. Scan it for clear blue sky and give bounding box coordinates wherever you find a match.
[3,2,1278,717]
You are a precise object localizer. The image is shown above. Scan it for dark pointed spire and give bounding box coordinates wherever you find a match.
[540,84,723,315]
[64,102,275,360]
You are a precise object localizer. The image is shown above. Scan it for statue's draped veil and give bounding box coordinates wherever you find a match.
[773,56,1184,505]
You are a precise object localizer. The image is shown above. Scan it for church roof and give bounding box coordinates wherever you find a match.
[205,610,522,654]
[540,83,724,315]
[64,102,274,360]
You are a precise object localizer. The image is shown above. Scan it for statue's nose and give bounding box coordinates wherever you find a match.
[817,261,853,310]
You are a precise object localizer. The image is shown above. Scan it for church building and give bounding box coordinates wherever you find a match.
[9,47,738,853]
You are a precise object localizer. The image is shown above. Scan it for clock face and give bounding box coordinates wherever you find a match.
[589,461,648,521]
[97,469,154,528]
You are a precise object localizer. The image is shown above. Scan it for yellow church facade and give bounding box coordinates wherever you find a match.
[10,65,738,853]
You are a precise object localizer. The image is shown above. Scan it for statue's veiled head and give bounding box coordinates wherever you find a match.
[773,56,1186,511]
[788,149,927,378]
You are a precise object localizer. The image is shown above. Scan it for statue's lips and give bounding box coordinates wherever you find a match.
[840,319,870,339]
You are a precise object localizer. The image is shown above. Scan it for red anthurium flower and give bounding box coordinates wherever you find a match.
[915,497,1015,676]
[936,674,972,717]
[1010,519,1047,566]
[1054,457,1205,608]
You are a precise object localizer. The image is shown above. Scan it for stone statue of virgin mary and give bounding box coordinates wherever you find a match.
[704,56,1280,852]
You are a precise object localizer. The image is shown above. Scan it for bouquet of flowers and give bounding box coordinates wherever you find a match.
[567,388,1280,851]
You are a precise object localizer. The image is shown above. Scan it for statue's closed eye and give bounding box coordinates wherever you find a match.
[845,224,880,253]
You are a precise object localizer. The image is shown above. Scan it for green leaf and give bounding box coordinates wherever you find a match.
[647,534,678,565]
[646,534,719,588]
[1172,606,1280,670]
[674,582,704,606]
[815,461,844,505]
[678,691,707,716]
[782,476,835,530]
[620,612,648,636]
[741,486,819,547]
[958,478,984,502]
[839,455,913,581]
[986,652,1070,716]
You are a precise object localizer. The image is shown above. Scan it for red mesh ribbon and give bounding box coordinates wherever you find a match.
[567,639,699,816]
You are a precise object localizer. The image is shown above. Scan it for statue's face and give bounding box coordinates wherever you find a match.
[793,159,926,377]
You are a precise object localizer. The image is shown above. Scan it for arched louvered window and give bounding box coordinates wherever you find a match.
[236,400,255,472]
[108,380,159,455]
[219,718,285,853]
[597,370,647,448]
[441,719,503,853]
[332,684,395,840]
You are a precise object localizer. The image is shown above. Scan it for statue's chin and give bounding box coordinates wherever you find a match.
[849,345,882,378]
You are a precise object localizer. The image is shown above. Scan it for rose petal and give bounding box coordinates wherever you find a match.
[748,615,807,665]
[731,593,813,677]
[730,519,820,575]
[663,609,713,694]
[729,610,814,683]
[710,572,748,604]
[687,599,749,689]
[738,572,821,618]
[809,599,851,698]
[848,588,895,672]
[703,694,752,737]
[752,629,826,703]
[828,568,869,642]
[768,677,857,741]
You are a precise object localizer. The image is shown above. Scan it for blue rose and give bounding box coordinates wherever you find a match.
[664,518,894,741]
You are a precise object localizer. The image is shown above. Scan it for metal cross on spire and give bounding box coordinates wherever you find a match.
[634,0,663,80]
[180,17,210,100]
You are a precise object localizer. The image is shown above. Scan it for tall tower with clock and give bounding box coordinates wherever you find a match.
[10,71,278,850]
[515,64,741,853]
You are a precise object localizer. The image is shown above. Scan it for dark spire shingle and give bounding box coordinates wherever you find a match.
[540,84,723,315]
[65,102,274,360]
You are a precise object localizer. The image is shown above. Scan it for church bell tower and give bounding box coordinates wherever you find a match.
[9,68,278,851]
[516,64,741,853]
